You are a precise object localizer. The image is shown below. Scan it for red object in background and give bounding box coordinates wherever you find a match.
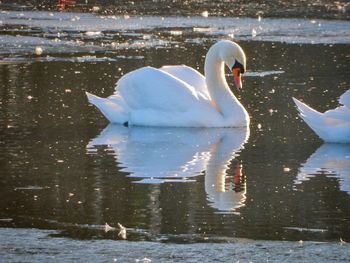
[58,0,76,10]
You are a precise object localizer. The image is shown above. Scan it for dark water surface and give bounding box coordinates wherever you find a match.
[0,9,350,257]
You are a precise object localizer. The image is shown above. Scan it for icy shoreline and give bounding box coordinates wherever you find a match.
[1,11,350,45]
[1,227,349,262]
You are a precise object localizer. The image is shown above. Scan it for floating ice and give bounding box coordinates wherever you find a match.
[251,28,257,37]
[1,11,349,45]
[104,223,115,233]
[201,11,209,18]
[117,223,127,239]
[283,227,328,233]
[169,30,183,35]
[85,31,102,36]
[244,70,285,77]
[34,46,43,55]
[92,6,100,12]
[1,11,349,62]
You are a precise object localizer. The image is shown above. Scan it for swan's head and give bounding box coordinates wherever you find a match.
[218,40,246,90]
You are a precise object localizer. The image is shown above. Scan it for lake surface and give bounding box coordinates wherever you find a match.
[0,8,350,261]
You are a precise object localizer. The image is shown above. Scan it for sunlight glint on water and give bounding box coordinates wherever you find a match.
[0,10,349,244]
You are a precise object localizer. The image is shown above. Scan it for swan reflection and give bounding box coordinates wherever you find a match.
[87,125,249,213]
[294,143,350,195]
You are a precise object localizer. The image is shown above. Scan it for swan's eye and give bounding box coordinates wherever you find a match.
[232,60,245,74]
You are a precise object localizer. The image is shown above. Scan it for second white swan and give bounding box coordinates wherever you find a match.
[86,40,249,127]
[293,89,350,143]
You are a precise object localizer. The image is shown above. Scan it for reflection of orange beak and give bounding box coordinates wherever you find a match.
[232,68,242,90]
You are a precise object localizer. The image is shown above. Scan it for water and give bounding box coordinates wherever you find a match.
[0,8,350,261]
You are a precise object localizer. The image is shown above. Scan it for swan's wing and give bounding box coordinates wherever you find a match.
[160,65,210,99]
[321,89,350,122]
[293,98,350,143]
[293,97,350,124]
[315,89,350,122]
[293,97,324,124]
[86,66,210,125]
[115,66,210,112]
[324,106,350,122]
[113,66,221,126]
[339,89,350,109]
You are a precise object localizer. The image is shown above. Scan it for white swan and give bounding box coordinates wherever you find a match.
[293,89,350,143]
[86,40,249,127]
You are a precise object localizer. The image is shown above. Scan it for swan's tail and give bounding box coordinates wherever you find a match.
[292,97,350,142]
[293,98,323,122]
[293,97,330,138]
[86,92,128,124]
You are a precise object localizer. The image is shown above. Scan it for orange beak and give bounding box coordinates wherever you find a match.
[232,68,242,90]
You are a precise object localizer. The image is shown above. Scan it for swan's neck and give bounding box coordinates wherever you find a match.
[204,46,246,124]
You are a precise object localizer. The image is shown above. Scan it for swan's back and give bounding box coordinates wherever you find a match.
[160,65,210,99]
[115,66,205,112]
